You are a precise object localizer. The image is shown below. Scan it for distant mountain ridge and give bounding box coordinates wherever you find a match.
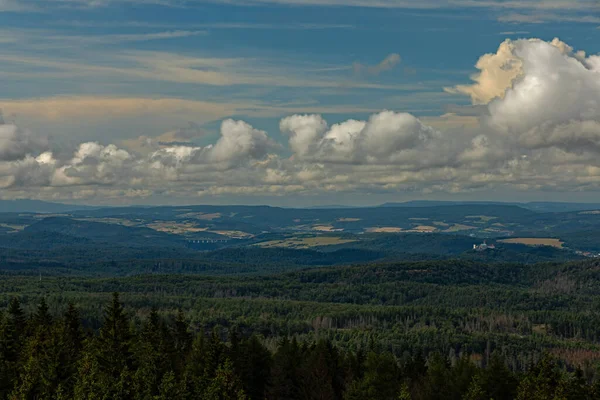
[0,199,98,213]
[380,201,600,213]
[2,199,600,214]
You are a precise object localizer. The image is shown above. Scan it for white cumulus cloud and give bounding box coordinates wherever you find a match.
[3,37,600,202]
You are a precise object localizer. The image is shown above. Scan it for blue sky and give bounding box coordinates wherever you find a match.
[1,0,600,205]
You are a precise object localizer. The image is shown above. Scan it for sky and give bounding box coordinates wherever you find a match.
[1,0,600,206]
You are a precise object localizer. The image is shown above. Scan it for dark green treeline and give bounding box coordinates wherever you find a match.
[1,294,599,400]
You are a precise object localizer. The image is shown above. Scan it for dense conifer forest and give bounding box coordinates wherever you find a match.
[2,294,600,400]
[3,204,600,398]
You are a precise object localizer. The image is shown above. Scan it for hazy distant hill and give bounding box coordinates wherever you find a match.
[0,199,97,213]
[522,202,600,213]
[379,200,511,208]
[24,216,186,248]
[380,200,600,213]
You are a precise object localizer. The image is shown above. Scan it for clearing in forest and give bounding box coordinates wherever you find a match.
[209,230,254,239]
[499,238,564,248]
[407,225,438,233]
[0,223,26,231]
[256,236,357,248]
[147,222,208,234]
[366,227,404,233]
[443,224,477,232]
[312,225,343,232]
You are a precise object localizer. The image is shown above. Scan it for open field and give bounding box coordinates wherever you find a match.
[256,236,357,248]
[365,227,404,233]
[147,222,208,235]
[209,230,254,239]
[312,225,343,232]
[499,238,564,248]
[0,223,26,231]
[337,218,361,222]
[408,225,438,233]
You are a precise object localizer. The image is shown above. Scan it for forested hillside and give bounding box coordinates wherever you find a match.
[2,258,600,384]
[2,203,600,399]
[1,294,599,400]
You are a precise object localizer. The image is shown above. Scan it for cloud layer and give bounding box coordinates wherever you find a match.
[2,37,600,203]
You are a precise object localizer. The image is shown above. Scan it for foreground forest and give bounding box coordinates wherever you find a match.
[2,258,600,397]
[3,209,600,398]
[1,294,599,400]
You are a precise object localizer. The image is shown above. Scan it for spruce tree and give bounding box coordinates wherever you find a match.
[97,292,134,378]
[203,359,247,400]
[516,355,566,400]
[463,375,486,400]
[0,298,27,398]
[345,352,402,400]
[133,307,174,399]
[32,298,52,331]
[57,302,85,399]
[10,298,59,399]
[237,335,272,400]
[481,352,517,400]
[172,309,192,374]
[268,337,302,400]
[398,382,412,400]
[74,293,135,399]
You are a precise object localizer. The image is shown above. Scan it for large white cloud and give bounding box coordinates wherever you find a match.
[281,111,443,166]
[280,114,327,157]
[488,39,600,139]
[441,38,600,170]
[149,118,276,171]
[2,37,600,202]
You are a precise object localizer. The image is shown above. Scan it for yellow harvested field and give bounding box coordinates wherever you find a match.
[32,213,69,219]
[0,223,26,231]
[499,238,564,248]
[433,221,449,227]
[312,225,343,232]
[256,236,357,249]
[210,230,254,239]
[337,218,361,222]
[366,227,404,233]
[147,222,208,235]
[580,210,600,215]
[408,225,438,233]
